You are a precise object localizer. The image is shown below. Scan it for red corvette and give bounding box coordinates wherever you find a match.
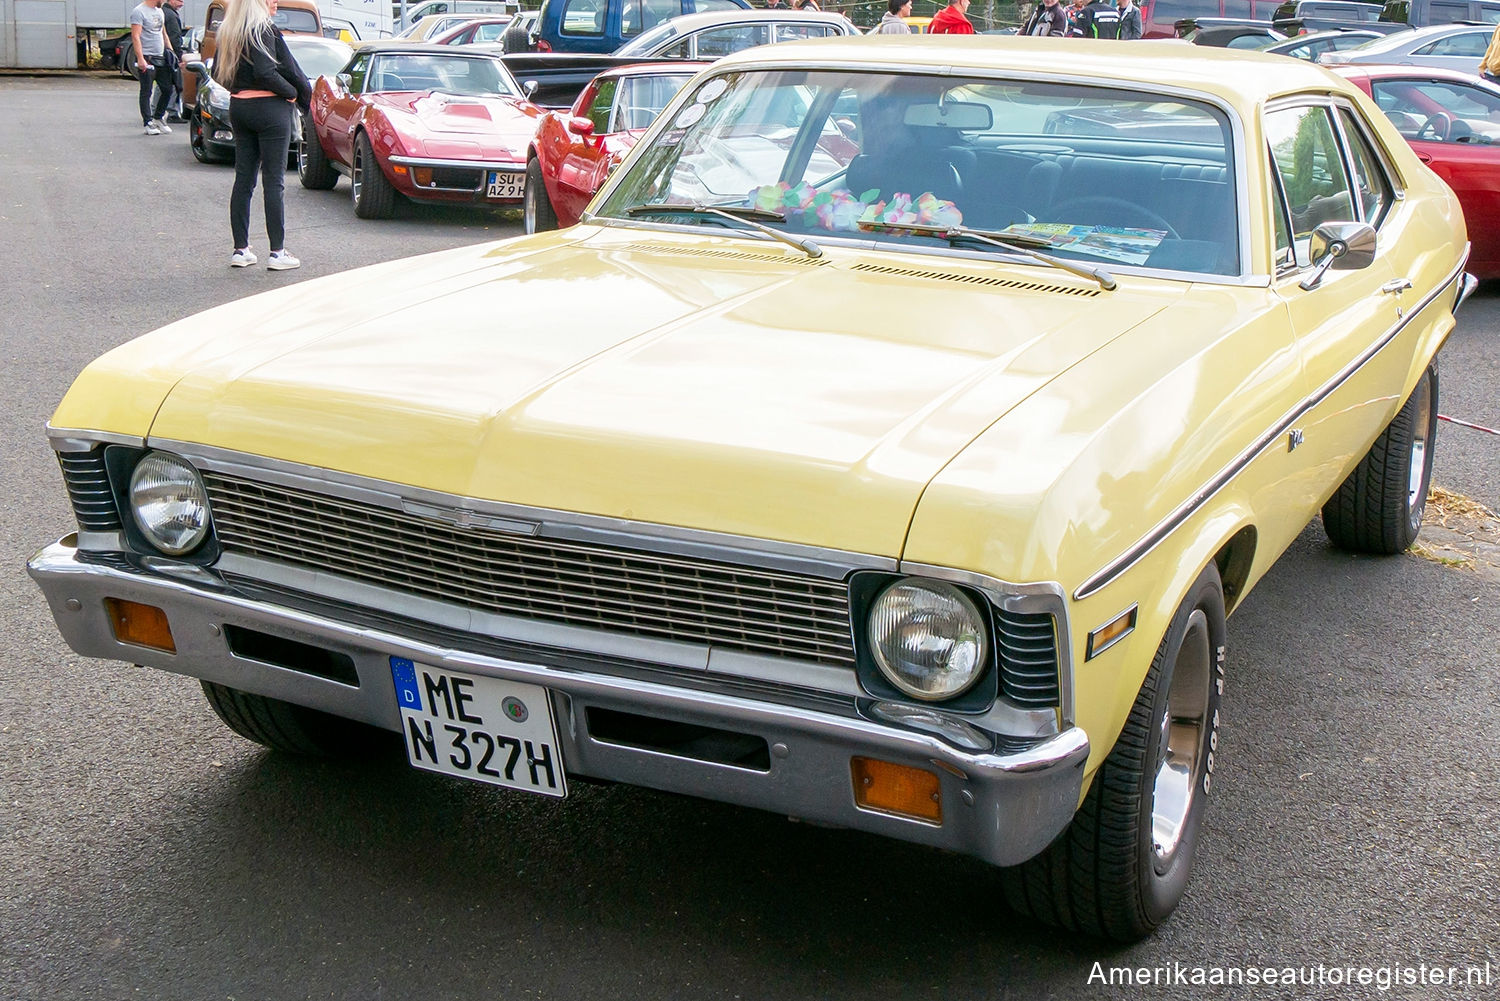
[1335,65,1500,278]
[524,62,705,233]
[300,43,544,219]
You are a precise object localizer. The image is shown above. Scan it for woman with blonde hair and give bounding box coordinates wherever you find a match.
[213,0,310,270]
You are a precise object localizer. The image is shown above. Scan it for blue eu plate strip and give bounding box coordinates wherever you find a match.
[390,657,422,711]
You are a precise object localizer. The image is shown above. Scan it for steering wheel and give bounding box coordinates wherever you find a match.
[1047,196,1180,239]
[1417,111,1453,142]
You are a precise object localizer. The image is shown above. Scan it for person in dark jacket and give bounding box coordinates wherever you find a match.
[1117,0,1143,38]
[1077,0,1121,36]
[162,0,186,121]
[213,0,311,271]
[928,0,975,33]
[1023,0,1068,35]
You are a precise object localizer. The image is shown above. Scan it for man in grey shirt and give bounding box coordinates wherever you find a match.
[130,0,173,134]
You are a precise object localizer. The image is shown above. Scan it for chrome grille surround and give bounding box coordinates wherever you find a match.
[200,471,859,668]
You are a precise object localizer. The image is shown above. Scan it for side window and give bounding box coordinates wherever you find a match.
[1270,154,1296,273]
[560,0,605,35]
[692,0,745,11]
[1265,105,1354,263]
[206,4,224,29]
[616,74,688,130]
[473,21,508,40]
[1337,108,1394,225]
[588,76,618,133]
[1371,78,1500,142]
[347,52,371,92]
[691,24,769,58]
[775,21,834,41]
[1416,31,1489,55]
[1426,1,1469,21]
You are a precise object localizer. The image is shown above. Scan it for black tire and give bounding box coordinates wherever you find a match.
[189,112,210,163]
[298,111,339,190]
[523,157,558,234]
[120,39,138,79]
[1002,564,1227,941]
[200,680,383,756]
[1321,360,1439,555]
[351,130,398,219]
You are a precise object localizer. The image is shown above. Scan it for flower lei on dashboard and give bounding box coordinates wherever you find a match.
[748,181,962,233]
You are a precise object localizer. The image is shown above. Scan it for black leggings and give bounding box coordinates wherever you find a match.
[229,97,293,252]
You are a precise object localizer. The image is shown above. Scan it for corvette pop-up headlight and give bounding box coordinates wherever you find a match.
[867,578,988,701]
[128,451,211,556]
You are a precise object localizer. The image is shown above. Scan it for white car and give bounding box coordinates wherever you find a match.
[612,9,855,59]
[1319,22,1496,73]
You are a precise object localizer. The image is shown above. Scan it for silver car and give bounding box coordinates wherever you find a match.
[612,9,855,59]
[1319,22,1496,73]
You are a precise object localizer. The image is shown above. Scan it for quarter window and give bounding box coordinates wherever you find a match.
[560,0,606,35]
[1337,109,1393,225]
[1415,31,1488,56]
[347,52,371,92]
[588,76,617,133]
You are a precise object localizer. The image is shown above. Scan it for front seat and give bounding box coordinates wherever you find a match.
[844,147,968,205]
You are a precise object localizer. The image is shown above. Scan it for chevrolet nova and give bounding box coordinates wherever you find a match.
[29,37,1472,940]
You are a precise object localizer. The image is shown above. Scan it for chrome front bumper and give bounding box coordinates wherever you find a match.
[28,536,1089,868]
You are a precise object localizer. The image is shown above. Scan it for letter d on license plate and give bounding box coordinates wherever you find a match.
[391,657,566,798]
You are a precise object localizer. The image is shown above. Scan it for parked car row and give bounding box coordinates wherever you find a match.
[41,37,1475,947]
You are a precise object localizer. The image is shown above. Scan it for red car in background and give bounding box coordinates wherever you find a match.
[300,43,544,219]
[523,62,705,232]
[1334,64,1500,277]
[430,16,516,45]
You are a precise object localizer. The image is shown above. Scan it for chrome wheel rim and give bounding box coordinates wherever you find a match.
[352,146,363,204]
[1407,374,1433,514]
[522,179,536,234]
[1151,609,1211,865]
[297,118,309,174]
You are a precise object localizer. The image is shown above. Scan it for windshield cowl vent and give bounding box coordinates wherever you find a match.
[848,263,1102,297]
[614,243,831,266]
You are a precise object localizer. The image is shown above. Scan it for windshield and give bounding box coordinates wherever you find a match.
[368,54,520,96]
[597,70,1240,276]
[286,39,353,78]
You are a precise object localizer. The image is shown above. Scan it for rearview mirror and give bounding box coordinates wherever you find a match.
[336,72,352,91]
[567,116,594,136]
[1299,221,1377,290]
[904,101,993,130]
[184,59,207,75]
[523,79,539,99]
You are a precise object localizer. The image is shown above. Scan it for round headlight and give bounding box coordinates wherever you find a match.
[129,451,211,556]
[867,579,988,701]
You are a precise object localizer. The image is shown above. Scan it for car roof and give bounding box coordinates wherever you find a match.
[1342,20,1490,52]
[712,35,1362,104]
[595,60,712,79]
[285,34,354,50]
[1331,62,1500,86]
[355,41,509,55]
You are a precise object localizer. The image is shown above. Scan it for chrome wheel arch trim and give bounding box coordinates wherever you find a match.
[1075,251,1469,602]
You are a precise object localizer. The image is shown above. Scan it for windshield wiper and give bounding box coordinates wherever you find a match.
[857,221,1117,291]
[623,203,823,259]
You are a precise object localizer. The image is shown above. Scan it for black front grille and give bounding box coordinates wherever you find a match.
[431,166,484,190]
[58,451,121,531]
[997,610,1060,709]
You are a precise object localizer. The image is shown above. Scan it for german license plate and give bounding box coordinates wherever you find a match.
[486,170,523,199]
[390,657,566,798]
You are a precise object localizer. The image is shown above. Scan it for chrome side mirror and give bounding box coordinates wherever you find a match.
[523,79,539,100]
[1299,221,1377,290]
[336,72,352,91]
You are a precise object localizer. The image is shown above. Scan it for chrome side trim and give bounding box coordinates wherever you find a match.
[46,425,145,450]
[387,155,525,172]
[145,439,900,580]
[1075,252,1469,601]
[899,561,1074,731]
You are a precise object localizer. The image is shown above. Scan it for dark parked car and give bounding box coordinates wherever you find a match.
[531,0,750,53]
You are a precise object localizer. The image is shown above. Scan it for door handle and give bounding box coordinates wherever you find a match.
[1381,278,1413,295]
[1417,152,1432,163]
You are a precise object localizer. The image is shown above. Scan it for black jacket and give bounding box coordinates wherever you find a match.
[220,25,310,109]
[164,4,184,54]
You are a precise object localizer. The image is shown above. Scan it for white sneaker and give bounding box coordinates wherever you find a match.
[229,248,258,268]
[144,122,162,135]
[151,118,173,134]
[266,250,301,271]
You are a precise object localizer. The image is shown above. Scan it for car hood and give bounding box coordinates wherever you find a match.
[95,228,1179,558]
[375,92,541,153]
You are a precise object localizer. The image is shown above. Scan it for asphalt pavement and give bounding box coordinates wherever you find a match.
[0,77,1496,1001]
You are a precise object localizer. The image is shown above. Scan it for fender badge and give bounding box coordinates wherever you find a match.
[1288,428,1305,452]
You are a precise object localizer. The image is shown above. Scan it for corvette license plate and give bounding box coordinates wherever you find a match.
[391,657,566,798]
[486,170,523,200]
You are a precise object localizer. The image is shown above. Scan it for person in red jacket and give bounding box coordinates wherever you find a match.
[929,0,975,33]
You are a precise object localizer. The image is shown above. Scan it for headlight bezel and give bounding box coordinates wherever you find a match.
[104,446,219,563]
[850,572,998,711]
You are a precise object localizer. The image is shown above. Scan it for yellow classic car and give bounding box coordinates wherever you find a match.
[29,37,1473,940]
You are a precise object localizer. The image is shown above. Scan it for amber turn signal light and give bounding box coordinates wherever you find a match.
[851,757,942,824]
[104,598,176,653]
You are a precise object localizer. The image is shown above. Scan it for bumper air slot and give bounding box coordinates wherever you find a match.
[223,624,359,687]
[585,707,771,771]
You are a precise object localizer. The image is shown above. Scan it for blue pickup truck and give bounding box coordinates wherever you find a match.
[529,0,751,53]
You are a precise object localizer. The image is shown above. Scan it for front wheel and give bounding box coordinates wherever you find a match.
[200,681,385,756]
[523,157,558,234]
[1322,360,1439,554]
[1002,563,1226,941]
[351,131,397,219]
